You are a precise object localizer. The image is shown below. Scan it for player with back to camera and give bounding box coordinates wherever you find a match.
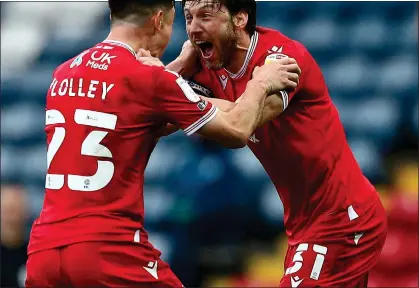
[138,0,389,286]
[25,0,301,287]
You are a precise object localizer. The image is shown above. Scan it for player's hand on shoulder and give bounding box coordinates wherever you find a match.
[252,57,301,95]
[137,48,165,68]
[180,40,197,60]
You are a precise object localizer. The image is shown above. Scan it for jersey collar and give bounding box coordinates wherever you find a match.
[102,40,137,58]
[224,31,259,79]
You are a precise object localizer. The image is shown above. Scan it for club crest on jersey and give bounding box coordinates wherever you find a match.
[197,100,208,111]
[70,50,89,69]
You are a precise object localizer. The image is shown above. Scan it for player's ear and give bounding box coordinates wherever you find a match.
[152,10,164,33]
[232,10,248,31]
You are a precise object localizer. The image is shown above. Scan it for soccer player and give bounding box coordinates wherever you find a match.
[25,0,301,287]
[160,0,389,286]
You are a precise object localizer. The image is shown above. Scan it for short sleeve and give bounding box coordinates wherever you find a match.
[153,68,218,136]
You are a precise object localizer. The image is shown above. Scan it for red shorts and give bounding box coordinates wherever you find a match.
[26,241,183,288]
[280,204,387,287]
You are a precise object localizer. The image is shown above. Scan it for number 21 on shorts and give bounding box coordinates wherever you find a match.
[45,109,117,192]
[285,243,328,281]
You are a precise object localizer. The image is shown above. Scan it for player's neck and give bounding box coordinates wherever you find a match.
[224,32,251,74]
[106,26,151,56]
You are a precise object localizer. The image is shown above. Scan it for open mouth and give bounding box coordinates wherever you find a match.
[195,41,214,59]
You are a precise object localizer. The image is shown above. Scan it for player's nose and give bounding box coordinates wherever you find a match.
[188,18,203,36]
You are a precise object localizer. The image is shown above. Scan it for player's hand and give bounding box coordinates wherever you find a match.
[137,48,165,67]
[176,40,201,77]
[180,40,197,59]
[252,58,301,95]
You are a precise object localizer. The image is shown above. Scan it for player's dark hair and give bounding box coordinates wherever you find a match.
[108,0,175,26]
[181,0,256,36]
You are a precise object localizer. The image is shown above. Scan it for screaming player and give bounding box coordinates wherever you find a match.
[153,0,388,286]
[25,0,301,287]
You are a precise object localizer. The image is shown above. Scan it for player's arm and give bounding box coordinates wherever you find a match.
[200,92,285,128]
[259,93,287,126]
[207,48,307,126]
[187,55,300,128]
[195,60,299,147]
[155,94,282,137]
[153,60,298,148]
[138,47,293,123]
[195,78,269,147]
[165,48,299,127]
[253,42,310,117]
[154,60,298,137]
[165,40,200,78]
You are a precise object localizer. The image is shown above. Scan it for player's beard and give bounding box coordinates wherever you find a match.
[205,20,237,70]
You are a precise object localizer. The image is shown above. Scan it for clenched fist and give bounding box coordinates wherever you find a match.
[252,57,301,95]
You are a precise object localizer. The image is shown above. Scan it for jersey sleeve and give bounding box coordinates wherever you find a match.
[153,68,218,136]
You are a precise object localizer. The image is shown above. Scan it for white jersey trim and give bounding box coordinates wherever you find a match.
[184,106,218,136]
[102,40,137,58]
[225,31,259,79]
[280,91,289,111]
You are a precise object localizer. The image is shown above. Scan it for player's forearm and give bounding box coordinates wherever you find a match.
[223,79,268,142]
[203,91,280,128]
[213,93,284,127]
[166,57,185,75]
[256,93,285,127]
[166,56,198,79]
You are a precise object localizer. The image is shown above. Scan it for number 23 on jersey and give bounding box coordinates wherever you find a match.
[46,109,117,192]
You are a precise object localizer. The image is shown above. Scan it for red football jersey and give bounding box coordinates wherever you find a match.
[192,27,383,244]
[28,40,217,254]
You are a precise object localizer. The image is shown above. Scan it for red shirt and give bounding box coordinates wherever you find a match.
[28,40,217,254]
[192,27,382,244]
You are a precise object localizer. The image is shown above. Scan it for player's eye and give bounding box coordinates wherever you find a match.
[185,14,192,23]
[202,13,212,19]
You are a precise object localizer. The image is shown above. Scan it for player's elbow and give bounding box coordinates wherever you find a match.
[206,128,249,149]
[226,138,248,149]
[223,129,249,149]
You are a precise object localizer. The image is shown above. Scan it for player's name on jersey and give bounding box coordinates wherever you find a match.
[49,78,115,100]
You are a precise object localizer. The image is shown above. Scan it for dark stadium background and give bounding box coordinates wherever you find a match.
[1,1,417,287]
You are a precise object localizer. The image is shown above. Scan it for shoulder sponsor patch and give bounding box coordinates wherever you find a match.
[176,77,201,103]
[264,52,288,64]
[187,80,214,98]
